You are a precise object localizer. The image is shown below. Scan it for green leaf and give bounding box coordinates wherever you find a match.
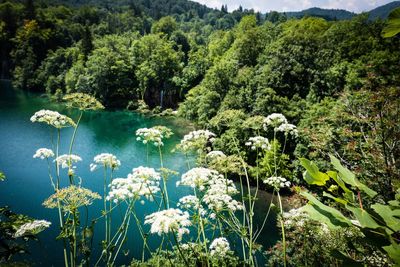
[301,204,341,229]
[382,7,400,38]
[371,204,400,232]
[327,171,354,202]
[388,200,400,207]
[383,242,400,265]
[346,205,380,229]
[329,155,377,198]
[300,158,330,186]
[323,192,348,205]
[300,191,352,227]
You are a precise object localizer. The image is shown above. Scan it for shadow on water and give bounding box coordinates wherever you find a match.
[0,80,280,266]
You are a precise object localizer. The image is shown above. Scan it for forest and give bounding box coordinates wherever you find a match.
[0,0,400,266]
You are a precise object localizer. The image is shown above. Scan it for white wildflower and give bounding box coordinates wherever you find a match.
[136,126,172,147]
[106,167,161,203]
[245,136,271,151]
[54,154,82,169]
[177,195,201,210]
[203,175,242,212]
[276,123,298,137]
[33,148,54,159]
[283,208,308,228]
[263,113,288,130]
[90,153,121,171]
[264,176,291,189]
[14,220,51,238]
[144,208,191,241]
[206,151,226,159]
[177,167,219,189]
[177,130,215,153]
[30,109,76,128]
[209,237,230,257]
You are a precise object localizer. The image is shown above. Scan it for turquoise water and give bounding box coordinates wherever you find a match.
[0,80,278,265]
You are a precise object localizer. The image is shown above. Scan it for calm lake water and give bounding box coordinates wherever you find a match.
[0,80,278,266]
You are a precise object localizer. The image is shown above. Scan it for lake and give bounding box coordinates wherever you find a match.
[0,80,278,266]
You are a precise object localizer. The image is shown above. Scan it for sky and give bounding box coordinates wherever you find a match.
[192,0,395,13]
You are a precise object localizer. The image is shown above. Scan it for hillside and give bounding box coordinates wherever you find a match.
[368,0,400,19]
[285,7,355,20]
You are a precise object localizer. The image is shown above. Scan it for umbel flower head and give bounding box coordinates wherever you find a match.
[209,237,231,257]
[144,208,191,241]
[176,129,215,153]
[136,126,173,146]
[33,148,54,159]
[276,123,298,137]
[106,167,161,203]
[31,109,76,128]
[54,154,82,174]
[90,153,121,171]
[43,185,101,212]
[206,151,226,159]
[63,93,104,111]
[14,220,51,238]
[177,167,219,190]
[202,175,242,212]
[263,113,288,130]
[245,136,271,151]
[264,176,291,189]
[178,168,242,212]
[177,195,201,210]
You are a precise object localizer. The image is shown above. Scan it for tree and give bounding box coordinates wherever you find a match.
[81,24,93,60]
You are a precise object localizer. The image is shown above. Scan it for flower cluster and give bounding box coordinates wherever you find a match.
[55,154,82,169]
[90,153,121,171]
[31,110,76,128]
[14,220,51,238]
[245,136,271,151]
[144,208,191,241]
[43,185,101,212]
[264,176,291,189]
[63,93,104,111]
[177,130,215,153]
[136,127,169,146]
[263,113,288,129]
[177,195,201,210]
[203,176,242,212]
[206,151,226,159]
[177,167,219,190]
[33,148,54,159]
[106,167,161,203]
[276,123,298,137]
[282,208,308,228]
[209,237,231,257]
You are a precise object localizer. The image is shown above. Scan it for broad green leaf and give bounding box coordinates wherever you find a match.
[346,205,380,229]
[371,204,400,232]
[300,158,330,186]
[388,200,400,207]
[383,242,400,265]
[327,171,354,202]
[301,204,341,229]
[323,192,348,205]
[300,191,352,226]
[329,155,377,198]
[382,7,400,38]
